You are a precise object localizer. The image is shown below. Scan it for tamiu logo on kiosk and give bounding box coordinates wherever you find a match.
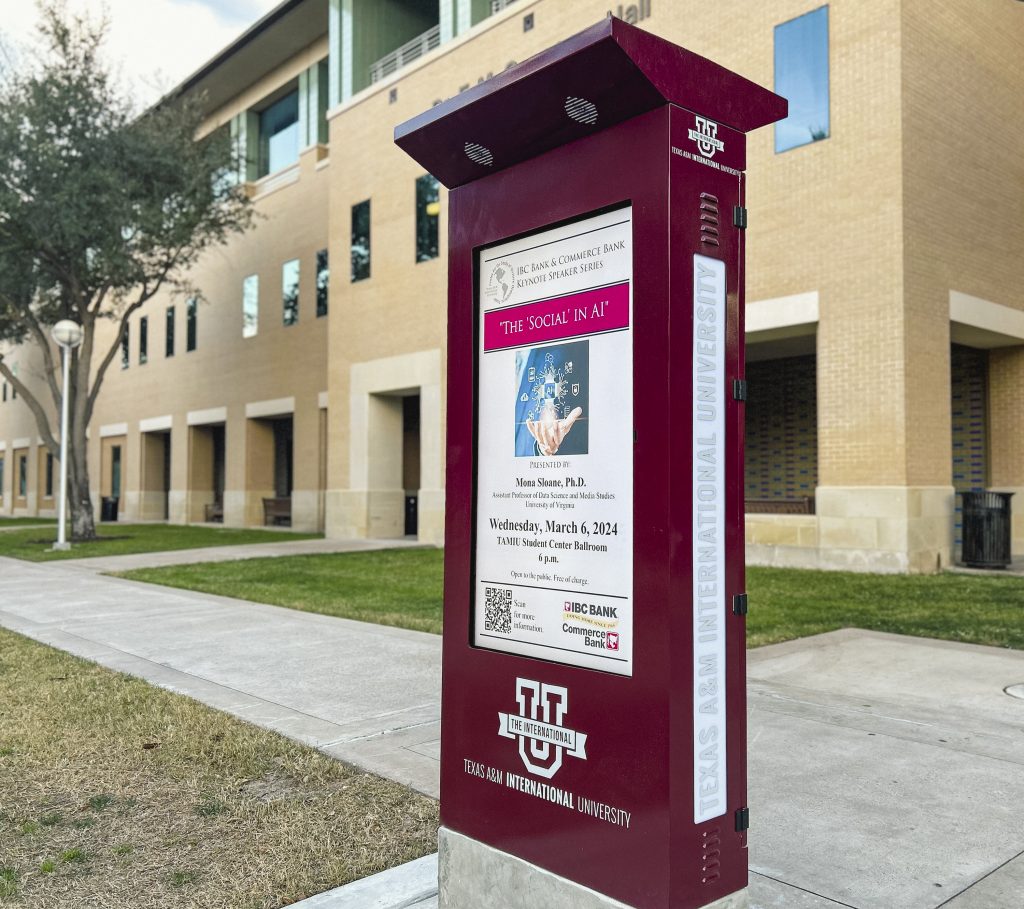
[499,678,588,779]
[688,115,724,159]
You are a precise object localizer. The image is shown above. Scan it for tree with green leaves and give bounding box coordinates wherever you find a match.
[0,3,252,540]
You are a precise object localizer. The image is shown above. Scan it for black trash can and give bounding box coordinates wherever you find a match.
[404,494,418,536]
[960,491,1013,569]
[100,496,120,522]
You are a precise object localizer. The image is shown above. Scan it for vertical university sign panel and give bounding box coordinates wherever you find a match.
[396,18,785,909]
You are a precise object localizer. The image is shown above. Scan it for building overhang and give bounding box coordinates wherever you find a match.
[950,290,1024,349]
[158,0,328,115]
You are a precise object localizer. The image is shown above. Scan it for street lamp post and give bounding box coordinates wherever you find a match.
[50,320,83,551]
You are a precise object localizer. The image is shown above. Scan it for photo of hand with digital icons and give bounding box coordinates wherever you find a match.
[527,400,583,456]
[514,340,589,458]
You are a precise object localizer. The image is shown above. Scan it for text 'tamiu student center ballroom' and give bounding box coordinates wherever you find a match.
[0,0,1021,573]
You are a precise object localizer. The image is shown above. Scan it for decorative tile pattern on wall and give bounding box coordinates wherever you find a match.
[951,344,989,545]
[745,355,818,504]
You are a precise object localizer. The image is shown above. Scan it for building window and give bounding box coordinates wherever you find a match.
[112,445,122,498]
[187,298,197,351]
[316,249,329,317]
[139,316,148,364]
[45,452,54,498]
[18,454,27,498]
[416,174,440,263]
[351,200,370,282]
[121,325,130,369]
[774,6,830,153]
[2,382,6,402]
[258,89,300,177]
[166,306,175,357]
[243,274,259,338]
[0,456,4,498]
[282,259,300,326]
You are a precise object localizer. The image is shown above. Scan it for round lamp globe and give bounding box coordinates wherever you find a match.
[51,320,84,348]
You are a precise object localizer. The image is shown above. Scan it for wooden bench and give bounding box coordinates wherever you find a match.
[204,500,224,523]
[745,497,815,515]
[262,497,291,526]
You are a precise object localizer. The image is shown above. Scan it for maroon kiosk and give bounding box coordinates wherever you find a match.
[396,18,786,909]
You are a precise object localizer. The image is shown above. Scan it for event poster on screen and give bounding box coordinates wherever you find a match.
[474,207,634,676]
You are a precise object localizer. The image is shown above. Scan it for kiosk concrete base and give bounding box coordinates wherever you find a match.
[438,827,748,909]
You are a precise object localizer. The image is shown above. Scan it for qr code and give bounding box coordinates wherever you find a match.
[484,587,513,634]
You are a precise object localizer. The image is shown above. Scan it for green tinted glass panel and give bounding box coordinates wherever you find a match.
[283,259,300,326]
[416,174,440,263]
[351,200,370,282]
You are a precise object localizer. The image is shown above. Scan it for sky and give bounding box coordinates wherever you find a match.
[1,0,283,106]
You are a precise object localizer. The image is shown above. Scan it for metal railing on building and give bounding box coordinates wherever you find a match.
[369,24,442,84]
[491,0,519,12]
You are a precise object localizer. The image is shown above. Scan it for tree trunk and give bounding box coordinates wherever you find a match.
[70,439,96,541]
[69,348,97,542]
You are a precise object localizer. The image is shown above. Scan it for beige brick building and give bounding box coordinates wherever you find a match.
[1,0,1021,572]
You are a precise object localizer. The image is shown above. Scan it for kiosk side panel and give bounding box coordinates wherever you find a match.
[667,104,749,907]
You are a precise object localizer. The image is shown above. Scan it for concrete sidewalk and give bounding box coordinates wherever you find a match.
[0,555,441,796]
[54,535,426,574]
[1,556,1022,907]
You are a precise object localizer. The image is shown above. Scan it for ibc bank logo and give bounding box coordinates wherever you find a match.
[688,115,724,159]
[498,678,588,779]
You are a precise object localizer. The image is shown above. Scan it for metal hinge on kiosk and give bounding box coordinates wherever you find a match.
[732,593,748,616]
[735,807,750,832]
[732,378,748,401]
[733,205,748,229]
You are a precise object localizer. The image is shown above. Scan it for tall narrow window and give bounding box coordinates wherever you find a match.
[415,174,440,262]
[316,249,329,317]
[258,89,300,177]
[121,325,130,369]
[18,454,27,497]
[0,456,4,499]
[166,306,175,357]
[351,200,370,282]
[45,452,54,498]
[243,275,259,338]
[187,298,197,351]
[774,6,830,153]
[139,316,148,364]
[282,259,300,326]
[112,445,122,497]
[2,382,6,402]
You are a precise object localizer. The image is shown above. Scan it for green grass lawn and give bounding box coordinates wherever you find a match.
[0,516,57,527]
[0,627,437,908]
[746,566,1023,649]
[118,549,1024,650]
[0,523,320,562]
[120,548,444,634]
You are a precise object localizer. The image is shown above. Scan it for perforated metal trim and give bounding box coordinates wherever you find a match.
[564,96,598,125]
[464,142,494,166]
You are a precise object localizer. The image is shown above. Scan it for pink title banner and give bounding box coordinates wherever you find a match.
[483,282,630,352]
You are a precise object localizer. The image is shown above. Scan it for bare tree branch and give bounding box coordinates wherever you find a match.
[23,307,63,409]
[0,355,59,455]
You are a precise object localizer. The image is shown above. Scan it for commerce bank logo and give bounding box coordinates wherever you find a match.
[498,677,588,779]
[688,115,724,159]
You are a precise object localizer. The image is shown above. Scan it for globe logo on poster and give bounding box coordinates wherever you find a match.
[498,677,588,778]
[486,260,515,303]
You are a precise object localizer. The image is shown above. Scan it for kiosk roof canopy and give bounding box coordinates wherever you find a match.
[395,17,787,189]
